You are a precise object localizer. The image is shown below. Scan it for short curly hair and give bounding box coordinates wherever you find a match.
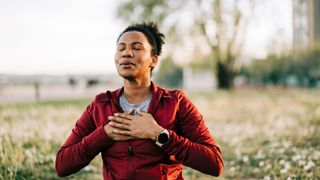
[117,22,165,56]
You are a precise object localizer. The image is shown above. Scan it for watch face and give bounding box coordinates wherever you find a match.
[158,133,169,144]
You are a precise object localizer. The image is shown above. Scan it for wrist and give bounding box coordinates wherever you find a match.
[155,129,170,147]
[151,126,164,141]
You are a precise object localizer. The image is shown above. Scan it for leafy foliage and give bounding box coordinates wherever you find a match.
[241,49,320,87]
[154,58,183,88]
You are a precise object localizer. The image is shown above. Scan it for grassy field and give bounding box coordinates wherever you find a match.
[0,88,319,179]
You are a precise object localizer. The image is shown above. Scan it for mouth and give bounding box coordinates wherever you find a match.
[120,61,135,67]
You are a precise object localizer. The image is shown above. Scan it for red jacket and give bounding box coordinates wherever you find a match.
[55,82,223,179]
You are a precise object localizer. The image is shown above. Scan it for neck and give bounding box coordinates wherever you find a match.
[122,78,152,104]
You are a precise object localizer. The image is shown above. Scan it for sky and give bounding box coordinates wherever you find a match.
[0,0,292,75]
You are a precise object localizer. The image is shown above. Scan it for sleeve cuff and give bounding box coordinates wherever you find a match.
[160,129,175,150]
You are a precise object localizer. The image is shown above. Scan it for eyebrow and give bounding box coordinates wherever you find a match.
[117,42,144,46]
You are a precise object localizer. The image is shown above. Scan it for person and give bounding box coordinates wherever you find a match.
[55,22,223,179]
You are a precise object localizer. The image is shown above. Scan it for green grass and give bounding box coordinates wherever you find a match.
[1,89,319,179]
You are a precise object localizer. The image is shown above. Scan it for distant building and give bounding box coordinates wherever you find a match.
[293,0,320,51]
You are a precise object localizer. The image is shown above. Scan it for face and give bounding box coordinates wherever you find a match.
[115,31,158,80]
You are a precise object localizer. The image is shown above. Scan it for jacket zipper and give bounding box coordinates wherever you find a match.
[128,143,133,179]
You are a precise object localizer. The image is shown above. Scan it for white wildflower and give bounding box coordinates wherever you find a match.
[263,175,271,180]
[292,147,298,153]
[259,161,265,167]
[298,160,306,166]
[289,174,297,178]
[304,160,315,171]
[272,141,280,148]
[235,147,241,158]
[280,168,288,174]
[292,154,301,162]
[84,165,97,172]
[282,140,291,148]
[307,172,313,177]
[25,149,33,158]
[242,155,249,163]
[285,162,291,169]
[312,150,320,160]
[301,149,308,156]
[279,159,286,165]
[256,150,265,159]
[265,164,272,170]
[277,148,285,154]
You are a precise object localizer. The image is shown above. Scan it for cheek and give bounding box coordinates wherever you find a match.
[114,53,120,64]
[137,52,150,63]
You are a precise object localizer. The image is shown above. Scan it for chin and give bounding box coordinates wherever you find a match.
[119,72,135,81]
[122,75,135,80]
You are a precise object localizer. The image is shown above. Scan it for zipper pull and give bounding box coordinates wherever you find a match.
[128,145,133,155]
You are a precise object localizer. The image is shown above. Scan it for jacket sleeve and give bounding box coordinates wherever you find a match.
[55,101,113,177]
[161,91,223,176]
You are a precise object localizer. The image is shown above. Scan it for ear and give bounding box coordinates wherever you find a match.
[150,55,158,68]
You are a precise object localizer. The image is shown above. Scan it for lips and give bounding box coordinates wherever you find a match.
[120,60,135,67]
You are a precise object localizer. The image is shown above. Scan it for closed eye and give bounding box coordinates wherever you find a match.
[132,44,143,51]
[117,45,126,51]
[132,42,144,51]
[117,42,144,51]
[117,42,126,51]
[133,47,142,50]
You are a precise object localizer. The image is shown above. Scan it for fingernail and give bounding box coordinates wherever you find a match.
[114,113,119,116]
[108,116,113,120]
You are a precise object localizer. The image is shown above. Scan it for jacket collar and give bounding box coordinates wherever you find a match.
[106,81,163,113]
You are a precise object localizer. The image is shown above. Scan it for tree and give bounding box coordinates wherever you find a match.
[154,58,183,88]
[116,0,257,89]
[240,48,320,88]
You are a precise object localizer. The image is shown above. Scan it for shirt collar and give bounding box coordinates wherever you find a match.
[108,81,162,109]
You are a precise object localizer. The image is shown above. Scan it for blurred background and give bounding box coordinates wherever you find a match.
[0,0,319,179]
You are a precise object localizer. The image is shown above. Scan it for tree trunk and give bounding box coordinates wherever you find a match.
[216,61,234,89]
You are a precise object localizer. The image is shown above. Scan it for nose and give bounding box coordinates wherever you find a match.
[122,48,133,57]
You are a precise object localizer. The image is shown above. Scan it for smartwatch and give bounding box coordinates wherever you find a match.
[155,129,169,147]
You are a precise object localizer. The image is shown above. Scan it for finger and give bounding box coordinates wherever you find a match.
[113,129,132,136]
[114,117,132,125]
[119,134,134,139]
[108,116,131,125]
[114,113,133,120]
[116,136,135,141]
[109,121,131,130]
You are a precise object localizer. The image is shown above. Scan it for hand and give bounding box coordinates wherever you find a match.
[108,110,164,141]
[103,122,134,141]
